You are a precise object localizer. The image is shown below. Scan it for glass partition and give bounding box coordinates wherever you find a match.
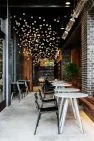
[0,39,4,102]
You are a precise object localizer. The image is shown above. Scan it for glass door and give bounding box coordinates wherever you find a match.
[0,39,3,103]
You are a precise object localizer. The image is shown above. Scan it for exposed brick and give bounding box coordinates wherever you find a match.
[81,4,94,95]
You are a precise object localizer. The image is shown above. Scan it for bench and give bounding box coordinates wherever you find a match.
[79,96,94,122]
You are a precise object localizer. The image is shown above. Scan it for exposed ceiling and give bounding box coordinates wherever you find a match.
[0,0,78,7]
[0,0,80,64]
[63,22,81,49]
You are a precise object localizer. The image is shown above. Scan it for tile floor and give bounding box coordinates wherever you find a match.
[0,92,94,141]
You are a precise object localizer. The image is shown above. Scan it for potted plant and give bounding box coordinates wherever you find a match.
[63,63,79,83]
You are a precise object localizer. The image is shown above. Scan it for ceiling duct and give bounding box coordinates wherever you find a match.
[65,17,75,32]
[62,0,88,40]
[72,0,88,18]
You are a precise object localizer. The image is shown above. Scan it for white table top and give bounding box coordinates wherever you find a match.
[52,82,72,87]
[11,82,24,84]
[52,80,66,83]
[18,80,30,82]
[54,92,88,98]
[55,88,80,93]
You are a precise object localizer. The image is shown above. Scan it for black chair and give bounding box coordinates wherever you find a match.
[42,79,55,94]
[34,93,59,135]
[42,85,55,99]
[11,83,21,101]
[38,89,57,107]
[18,80,28,98]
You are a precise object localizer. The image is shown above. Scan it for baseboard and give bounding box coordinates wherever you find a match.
[0,100,6,112]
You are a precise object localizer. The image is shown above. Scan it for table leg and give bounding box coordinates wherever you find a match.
[58,98,64,120]
[70,98,76,120]
[73,98,84,133]
[59,98,68,133]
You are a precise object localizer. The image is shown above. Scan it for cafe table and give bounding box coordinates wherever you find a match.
[54,92,88,134]
[54,88,80,119]
[52,81,72,88]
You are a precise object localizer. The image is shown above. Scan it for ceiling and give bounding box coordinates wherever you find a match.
[0,0,78,7]
[0,0,79,64]
[63,22,81,49]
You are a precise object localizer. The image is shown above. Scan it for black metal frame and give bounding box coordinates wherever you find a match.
[34,92,59,135]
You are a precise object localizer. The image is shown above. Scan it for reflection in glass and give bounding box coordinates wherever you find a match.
[0,39,3,102]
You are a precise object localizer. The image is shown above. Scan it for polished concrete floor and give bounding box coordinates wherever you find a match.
[0,92,94,141]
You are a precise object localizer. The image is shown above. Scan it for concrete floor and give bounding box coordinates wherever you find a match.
[0,92,94,141]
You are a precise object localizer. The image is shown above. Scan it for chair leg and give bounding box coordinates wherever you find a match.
[34,111,41,135]
[26,88,28,95]
[21,92,24,99]
[11,92,14,101]
[19,92,21,102]
[24,92,25,97]
[56,111,60,134]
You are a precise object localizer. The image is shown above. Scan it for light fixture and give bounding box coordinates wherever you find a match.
[12,13,62,62]
[23,13,25,15]
[65,1,71,5]
[60,23,64,30]
[62,0,87,40]
[70,17,75,22]
[61,31,68,40]
[65,17,75,32]
[72,0,88,18]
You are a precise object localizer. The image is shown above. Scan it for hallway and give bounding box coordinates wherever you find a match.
[0,93,94,141]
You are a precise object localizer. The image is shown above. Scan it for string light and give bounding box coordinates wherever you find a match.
[11,13,69,62]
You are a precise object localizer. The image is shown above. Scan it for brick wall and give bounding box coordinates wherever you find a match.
[81,0,94,95]
[81,9,88,93]
[87,13,94,95]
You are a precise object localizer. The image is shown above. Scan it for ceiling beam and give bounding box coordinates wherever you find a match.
[0,4,73,8]
[63,21,81,49]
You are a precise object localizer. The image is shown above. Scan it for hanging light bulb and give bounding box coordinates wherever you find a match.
[65,1,71,5]
[60,23,64,30]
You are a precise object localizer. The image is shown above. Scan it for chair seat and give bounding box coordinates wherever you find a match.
[40,106,58,112]
[42,98,56,102]
[43,90,54,94]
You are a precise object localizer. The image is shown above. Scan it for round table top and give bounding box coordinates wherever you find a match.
[52,82,72,87]
[54,88,80,93]
[18,80,30,82]
[52,80,66,83]
[11,82,24,84]
[54,92,88,98]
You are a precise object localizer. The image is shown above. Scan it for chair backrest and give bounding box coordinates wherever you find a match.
[39,88,48,99]
[42,79,55,93]
[11,83,19,94]
[18,80,27,92]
